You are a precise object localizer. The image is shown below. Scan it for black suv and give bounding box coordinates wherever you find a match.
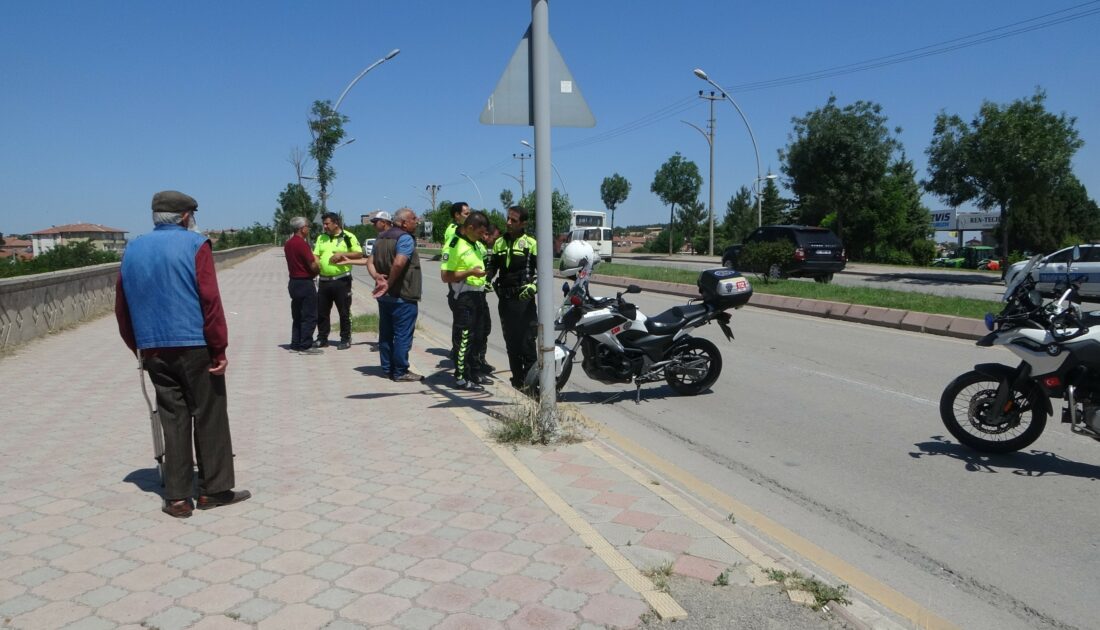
[721,225,847,283]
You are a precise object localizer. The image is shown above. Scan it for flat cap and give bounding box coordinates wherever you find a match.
[151,190,198,214]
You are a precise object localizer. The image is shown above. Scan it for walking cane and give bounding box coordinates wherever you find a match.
[137,351,166,487]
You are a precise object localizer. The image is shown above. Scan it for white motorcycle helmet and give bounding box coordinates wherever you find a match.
[559,240,596,278]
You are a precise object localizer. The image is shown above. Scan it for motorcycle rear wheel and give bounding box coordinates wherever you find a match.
[939,370,1047,453]
[664,337,722,395]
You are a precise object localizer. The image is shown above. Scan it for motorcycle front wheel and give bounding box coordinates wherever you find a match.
[664,337,722,395]
[939,370,1047,453]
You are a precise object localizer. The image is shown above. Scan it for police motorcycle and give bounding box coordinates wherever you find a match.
[525,241,753,402]
[940,247,1100,453]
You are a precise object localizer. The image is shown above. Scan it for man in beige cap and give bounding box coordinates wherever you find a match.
[116,191,251,519]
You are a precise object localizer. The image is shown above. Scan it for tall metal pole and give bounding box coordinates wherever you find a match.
[426,184,441,213]
[694,69,763,227]
[532,0,557,434]
[707,94,716,256]
[459,173,484,209]
[333,49,400,112]
[512,152,531,199]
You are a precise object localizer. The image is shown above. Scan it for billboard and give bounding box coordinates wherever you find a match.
[929,209,1000,231]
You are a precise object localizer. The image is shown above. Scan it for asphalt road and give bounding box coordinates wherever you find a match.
[363,260,1100,630]
[613,253,1008,302]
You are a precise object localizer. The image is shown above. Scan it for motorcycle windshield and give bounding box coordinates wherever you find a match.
[1003,254,1043,301]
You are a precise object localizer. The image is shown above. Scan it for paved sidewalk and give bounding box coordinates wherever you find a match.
[0,249,854,629]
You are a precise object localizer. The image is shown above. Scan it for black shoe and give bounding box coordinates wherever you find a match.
[474,374,493,385]
[453,378,484,392]
[393,371,424,382]
[337,341,351,350]
[196,489,252,510]
[296,347,324,355]
[313,340,329,348]
[481,363,496,373]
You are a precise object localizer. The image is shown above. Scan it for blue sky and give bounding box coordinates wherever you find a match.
[1,1,1097,239]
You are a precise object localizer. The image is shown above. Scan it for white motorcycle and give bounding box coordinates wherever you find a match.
[940,248,1100,452]
[526,241,752,402]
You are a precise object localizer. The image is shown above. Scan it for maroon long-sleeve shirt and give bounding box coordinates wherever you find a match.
[116,241,229,363]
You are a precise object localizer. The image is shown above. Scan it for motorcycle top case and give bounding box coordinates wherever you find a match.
[697,268,753,309]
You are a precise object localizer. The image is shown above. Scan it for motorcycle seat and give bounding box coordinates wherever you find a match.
[645,304,709,335]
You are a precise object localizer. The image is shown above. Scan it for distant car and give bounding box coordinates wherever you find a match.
[721,225,846,283]
[1002,244,1100,299]
[364,238,376,257]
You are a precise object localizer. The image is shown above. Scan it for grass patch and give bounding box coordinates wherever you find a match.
[350,313,379,333]
[488,397,587,445]
[764,569,851,610]
[643,561,674,593]
[713,568,731,586]
[593,262,999,319]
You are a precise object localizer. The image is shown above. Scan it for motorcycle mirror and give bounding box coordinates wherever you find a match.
[625,284,642,294]
[562,282,570,296]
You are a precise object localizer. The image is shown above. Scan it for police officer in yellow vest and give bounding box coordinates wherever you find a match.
[441,211,492,391]
[313,212,362,350]
[441,201,470,363]
[486,205,538,389]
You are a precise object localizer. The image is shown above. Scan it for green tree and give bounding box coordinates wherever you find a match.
[600,173,631,233]
[720,186,755,247]
[863,157,932,264]
[780,97,900,247]
[273,183,318,241]
[650,153,702,255]
[759,178,786,226]
[500,189,514,211]
[427,200,454,244]
[646,229,684,255]
[307,100,350,212]
[925,89,1085,256]
[0,241,120,278]
[678,199,707,254]
[519,189,572,235]
[1008,175,1100,253]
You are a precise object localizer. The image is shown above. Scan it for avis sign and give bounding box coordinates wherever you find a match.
[929,209,1000,231]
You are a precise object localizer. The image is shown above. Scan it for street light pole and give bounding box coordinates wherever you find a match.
[693,68,764,227]
[521,140,567,196]
[333,49,400,112]
[459,173,484,209]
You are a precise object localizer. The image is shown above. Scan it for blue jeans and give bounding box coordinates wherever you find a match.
[377,297,418,378]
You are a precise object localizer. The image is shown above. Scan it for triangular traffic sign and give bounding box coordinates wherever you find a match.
[480,25,595,127]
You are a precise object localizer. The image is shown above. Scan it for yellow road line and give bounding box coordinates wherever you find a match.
[449,406,687,620]
[582,419,960,630]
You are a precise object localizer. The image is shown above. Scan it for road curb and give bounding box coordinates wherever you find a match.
[587,274,987,341]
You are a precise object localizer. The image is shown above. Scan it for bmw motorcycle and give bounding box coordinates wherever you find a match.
[940,249,1100,453]
[526,263,753,402]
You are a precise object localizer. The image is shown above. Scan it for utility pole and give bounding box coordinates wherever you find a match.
[699,91,721,256]
[512,152,531,198]
[425,184,441,213]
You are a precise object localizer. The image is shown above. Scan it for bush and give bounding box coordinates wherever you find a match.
[646,229,684,254]
[909,239,937,266]
[738,240,794,282]
[0,241,120,278]
[631,246,648,254]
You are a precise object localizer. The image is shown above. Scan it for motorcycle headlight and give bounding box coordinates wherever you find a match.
[984,312,995,331]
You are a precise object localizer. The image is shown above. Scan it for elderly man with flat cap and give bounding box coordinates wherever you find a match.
[116,191,251,519]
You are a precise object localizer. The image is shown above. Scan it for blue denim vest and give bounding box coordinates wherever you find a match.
[121,225,208,349]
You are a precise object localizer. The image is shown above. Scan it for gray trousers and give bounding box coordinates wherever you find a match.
[144,347,235,500]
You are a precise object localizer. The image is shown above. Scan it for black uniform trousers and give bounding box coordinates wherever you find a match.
[317,275,353,343]
[288,277,317,350]
[144,347,235,501]
[498,294,538,387]
[449,287,491,371]
[453,290,488,381]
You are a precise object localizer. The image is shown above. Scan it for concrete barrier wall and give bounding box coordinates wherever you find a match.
[0,245,271,352]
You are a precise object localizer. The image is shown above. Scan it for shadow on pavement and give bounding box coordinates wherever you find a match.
[123,468,165,496]
[910,436,1100,479]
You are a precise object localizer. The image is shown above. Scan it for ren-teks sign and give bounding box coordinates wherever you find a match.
[930,210,1001,231]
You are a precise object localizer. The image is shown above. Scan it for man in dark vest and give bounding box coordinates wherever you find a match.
[337,207,423,381]
[116,190,251,519]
